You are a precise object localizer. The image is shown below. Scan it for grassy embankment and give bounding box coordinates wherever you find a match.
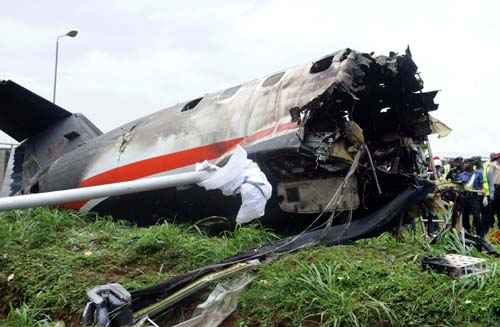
[0,209,499,326]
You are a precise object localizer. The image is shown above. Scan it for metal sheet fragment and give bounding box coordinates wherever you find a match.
[171,274,256,327]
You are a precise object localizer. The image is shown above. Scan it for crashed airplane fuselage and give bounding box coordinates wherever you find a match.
[0,48,438,228]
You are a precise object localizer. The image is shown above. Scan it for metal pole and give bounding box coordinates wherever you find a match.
[0,171,210,211]
[52,30,78,103]
[53,37,60,103]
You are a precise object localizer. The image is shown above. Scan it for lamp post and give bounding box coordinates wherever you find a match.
[53,30,78,103]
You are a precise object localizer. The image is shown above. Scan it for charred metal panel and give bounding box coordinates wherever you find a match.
[77,51,358,184]
[245,132,301,158]
[277,177,359,213]
[39,128,110,192]
[7,114,102,194]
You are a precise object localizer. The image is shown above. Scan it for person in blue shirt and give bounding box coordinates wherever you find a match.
[457,162,484,237]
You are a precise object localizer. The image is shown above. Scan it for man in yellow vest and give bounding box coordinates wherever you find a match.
[482,155,494,235]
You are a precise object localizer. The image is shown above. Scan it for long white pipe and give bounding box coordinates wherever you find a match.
[0,171,210,211]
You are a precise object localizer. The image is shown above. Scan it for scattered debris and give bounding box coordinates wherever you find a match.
[80,182,433,326]
[81,283,132,327]
[422,254,489,278]
[82,261,261,326]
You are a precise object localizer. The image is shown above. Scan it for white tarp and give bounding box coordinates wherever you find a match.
[196,146,272,224]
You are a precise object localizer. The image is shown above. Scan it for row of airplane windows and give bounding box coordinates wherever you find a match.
[181,55,334,112]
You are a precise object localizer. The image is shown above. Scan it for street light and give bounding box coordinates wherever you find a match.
[53,30,78,103]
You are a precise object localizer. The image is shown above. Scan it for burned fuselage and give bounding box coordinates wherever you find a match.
[0,48,438,228]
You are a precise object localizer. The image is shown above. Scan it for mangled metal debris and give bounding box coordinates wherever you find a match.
[82,283,132,327]
[132,275,255,327]
[170,274,256,327]
[83,261,261,326]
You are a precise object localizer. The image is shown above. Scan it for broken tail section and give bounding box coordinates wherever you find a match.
[0,80,102,196]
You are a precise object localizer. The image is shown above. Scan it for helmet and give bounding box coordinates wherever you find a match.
[433,156,442,167]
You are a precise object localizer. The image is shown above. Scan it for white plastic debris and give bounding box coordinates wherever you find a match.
[196,146,272,224]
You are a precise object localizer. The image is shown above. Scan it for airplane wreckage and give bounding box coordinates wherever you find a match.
[0,48,494,326]
[0,47,438,226]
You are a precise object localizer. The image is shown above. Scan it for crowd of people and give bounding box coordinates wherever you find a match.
[433,153,500,238]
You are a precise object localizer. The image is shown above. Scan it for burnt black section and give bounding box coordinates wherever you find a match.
[181,97,203,112]
[245,132,301,158]
[289,48,439,200]
[92,180,321,234]
[92,185,242,227]
[0,80,71,141]
[310,55,334,74]
[301,48,438,145]
[0,80,104,195]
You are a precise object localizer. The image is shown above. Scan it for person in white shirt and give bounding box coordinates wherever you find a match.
[489,153,500,228]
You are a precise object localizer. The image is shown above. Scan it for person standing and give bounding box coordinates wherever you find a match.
[446,157,464,182]
[490,153,500,227]
[458,162,484,237]
[481,155,494,235]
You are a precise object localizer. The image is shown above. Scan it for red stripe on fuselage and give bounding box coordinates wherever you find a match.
[67,122,297,209]
[81,137,244,187]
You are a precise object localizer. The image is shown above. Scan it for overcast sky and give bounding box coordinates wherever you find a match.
[1,0,498,157]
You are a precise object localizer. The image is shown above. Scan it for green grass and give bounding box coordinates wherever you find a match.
[240,233,500,326]
[0,209,276,326]
[0,209,499,326]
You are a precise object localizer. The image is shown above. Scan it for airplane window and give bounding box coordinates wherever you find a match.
[310,55,334,74]
[219,85,241,100]
[262,71,285,87]
[181,97,203,112]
